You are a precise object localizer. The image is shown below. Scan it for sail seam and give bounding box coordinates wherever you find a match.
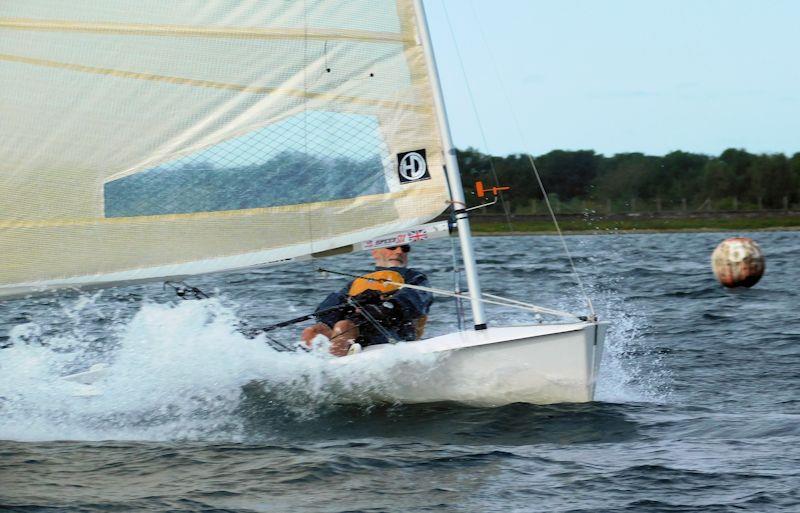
[0,53,429,113]
[0,18,412,43]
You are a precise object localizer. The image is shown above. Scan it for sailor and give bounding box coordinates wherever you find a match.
[301,244,433,356]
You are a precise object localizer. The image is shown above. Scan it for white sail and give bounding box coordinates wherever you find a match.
[37,1,609,407]
[0,0,449,298]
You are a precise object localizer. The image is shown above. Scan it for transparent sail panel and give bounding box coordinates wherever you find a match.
[104,112,390,217]
[0,0,449,298]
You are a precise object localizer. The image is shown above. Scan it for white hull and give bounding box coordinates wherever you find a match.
[334,321,607,406]
[61,322,606,407]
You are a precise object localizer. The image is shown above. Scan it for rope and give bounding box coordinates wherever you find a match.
[440,0,513,232]
[480,292,577,319]
[347,296,396,342]
[466,0,596,317]
[317,268,581,321]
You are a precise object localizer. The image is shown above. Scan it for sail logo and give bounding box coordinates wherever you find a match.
[397,149,430,183]
[363,229,429,249]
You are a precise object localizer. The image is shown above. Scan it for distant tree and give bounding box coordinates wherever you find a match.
[747,154,793,208]
[534,150,600,199]
[791,153,800,204]
[455,147,798,212]
[593,153,658,200]
[456,147,499,199]
[702,159,736,199]
[457,149,546,212]
[658,151,708,201]
[718,148,754,199]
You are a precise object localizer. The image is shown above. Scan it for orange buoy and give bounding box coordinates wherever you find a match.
[711,237,765,288]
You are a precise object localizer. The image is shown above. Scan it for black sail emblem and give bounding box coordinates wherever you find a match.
[397,149,430,183]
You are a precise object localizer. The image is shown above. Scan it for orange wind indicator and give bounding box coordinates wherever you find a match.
[475,181,511,198]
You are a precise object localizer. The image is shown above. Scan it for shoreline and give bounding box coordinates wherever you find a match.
[472,226,800,236]
[466,213,800,235]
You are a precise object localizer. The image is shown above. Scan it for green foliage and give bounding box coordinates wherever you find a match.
[458,147,800,211]
[471,216,800,233]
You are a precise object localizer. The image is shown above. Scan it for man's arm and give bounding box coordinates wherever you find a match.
[389,269,433,321]
[314,286,350,328]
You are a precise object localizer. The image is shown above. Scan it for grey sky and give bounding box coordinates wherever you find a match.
[425,0,799,157]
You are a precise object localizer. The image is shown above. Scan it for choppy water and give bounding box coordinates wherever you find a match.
[1,231,798,512]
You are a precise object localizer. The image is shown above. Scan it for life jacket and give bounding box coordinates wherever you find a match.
[348,270,404,296]
[347,270,427,340]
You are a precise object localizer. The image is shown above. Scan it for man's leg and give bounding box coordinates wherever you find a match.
[329,320,360,356]
[301,321,360,356]
[301,323,333,346]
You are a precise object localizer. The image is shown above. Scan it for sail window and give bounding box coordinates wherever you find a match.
[103,111,390,217]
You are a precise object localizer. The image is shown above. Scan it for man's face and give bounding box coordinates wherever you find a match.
[372,245,409,268]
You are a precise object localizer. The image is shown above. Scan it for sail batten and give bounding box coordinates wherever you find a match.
[0,0,448,299]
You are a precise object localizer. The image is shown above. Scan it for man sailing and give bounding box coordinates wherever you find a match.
[301,245,433,356]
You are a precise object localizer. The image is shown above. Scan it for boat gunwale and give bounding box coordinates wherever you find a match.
[338,321,607,360]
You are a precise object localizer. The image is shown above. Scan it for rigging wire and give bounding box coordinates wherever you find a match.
[464,0,596,317]
[440,0,513,233]
[440,157,466,330]
[448,230,465,331]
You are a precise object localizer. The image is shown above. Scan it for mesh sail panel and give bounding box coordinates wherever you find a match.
[0,0,449,298]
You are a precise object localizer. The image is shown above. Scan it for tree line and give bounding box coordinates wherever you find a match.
[456,148,800,213]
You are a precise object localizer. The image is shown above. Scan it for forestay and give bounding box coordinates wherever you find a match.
[0,0,449,298]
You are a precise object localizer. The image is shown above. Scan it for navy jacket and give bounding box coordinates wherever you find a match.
[315,266,433,345]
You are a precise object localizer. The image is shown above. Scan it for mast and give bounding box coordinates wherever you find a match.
[413,0,487,330]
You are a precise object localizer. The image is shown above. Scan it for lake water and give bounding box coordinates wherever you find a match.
[1,231,798,512]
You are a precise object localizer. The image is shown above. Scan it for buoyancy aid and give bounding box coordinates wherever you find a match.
[347,270,427,340]
[348,270,404,296]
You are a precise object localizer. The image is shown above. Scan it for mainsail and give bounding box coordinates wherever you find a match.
[0,0,449,298]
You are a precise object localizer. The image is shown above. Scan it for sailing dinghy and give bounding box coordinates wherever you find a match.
[0,0,606,405]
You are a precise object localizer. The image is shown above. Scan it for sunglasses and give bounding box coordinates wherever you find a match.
[385,244,411,253]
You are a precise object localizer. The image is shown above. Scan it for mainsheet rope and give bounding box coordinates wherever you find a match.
[317,268,582,321]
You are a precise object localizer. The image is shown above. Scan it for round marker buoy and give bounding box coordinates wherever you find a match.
[711,237,765,288]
